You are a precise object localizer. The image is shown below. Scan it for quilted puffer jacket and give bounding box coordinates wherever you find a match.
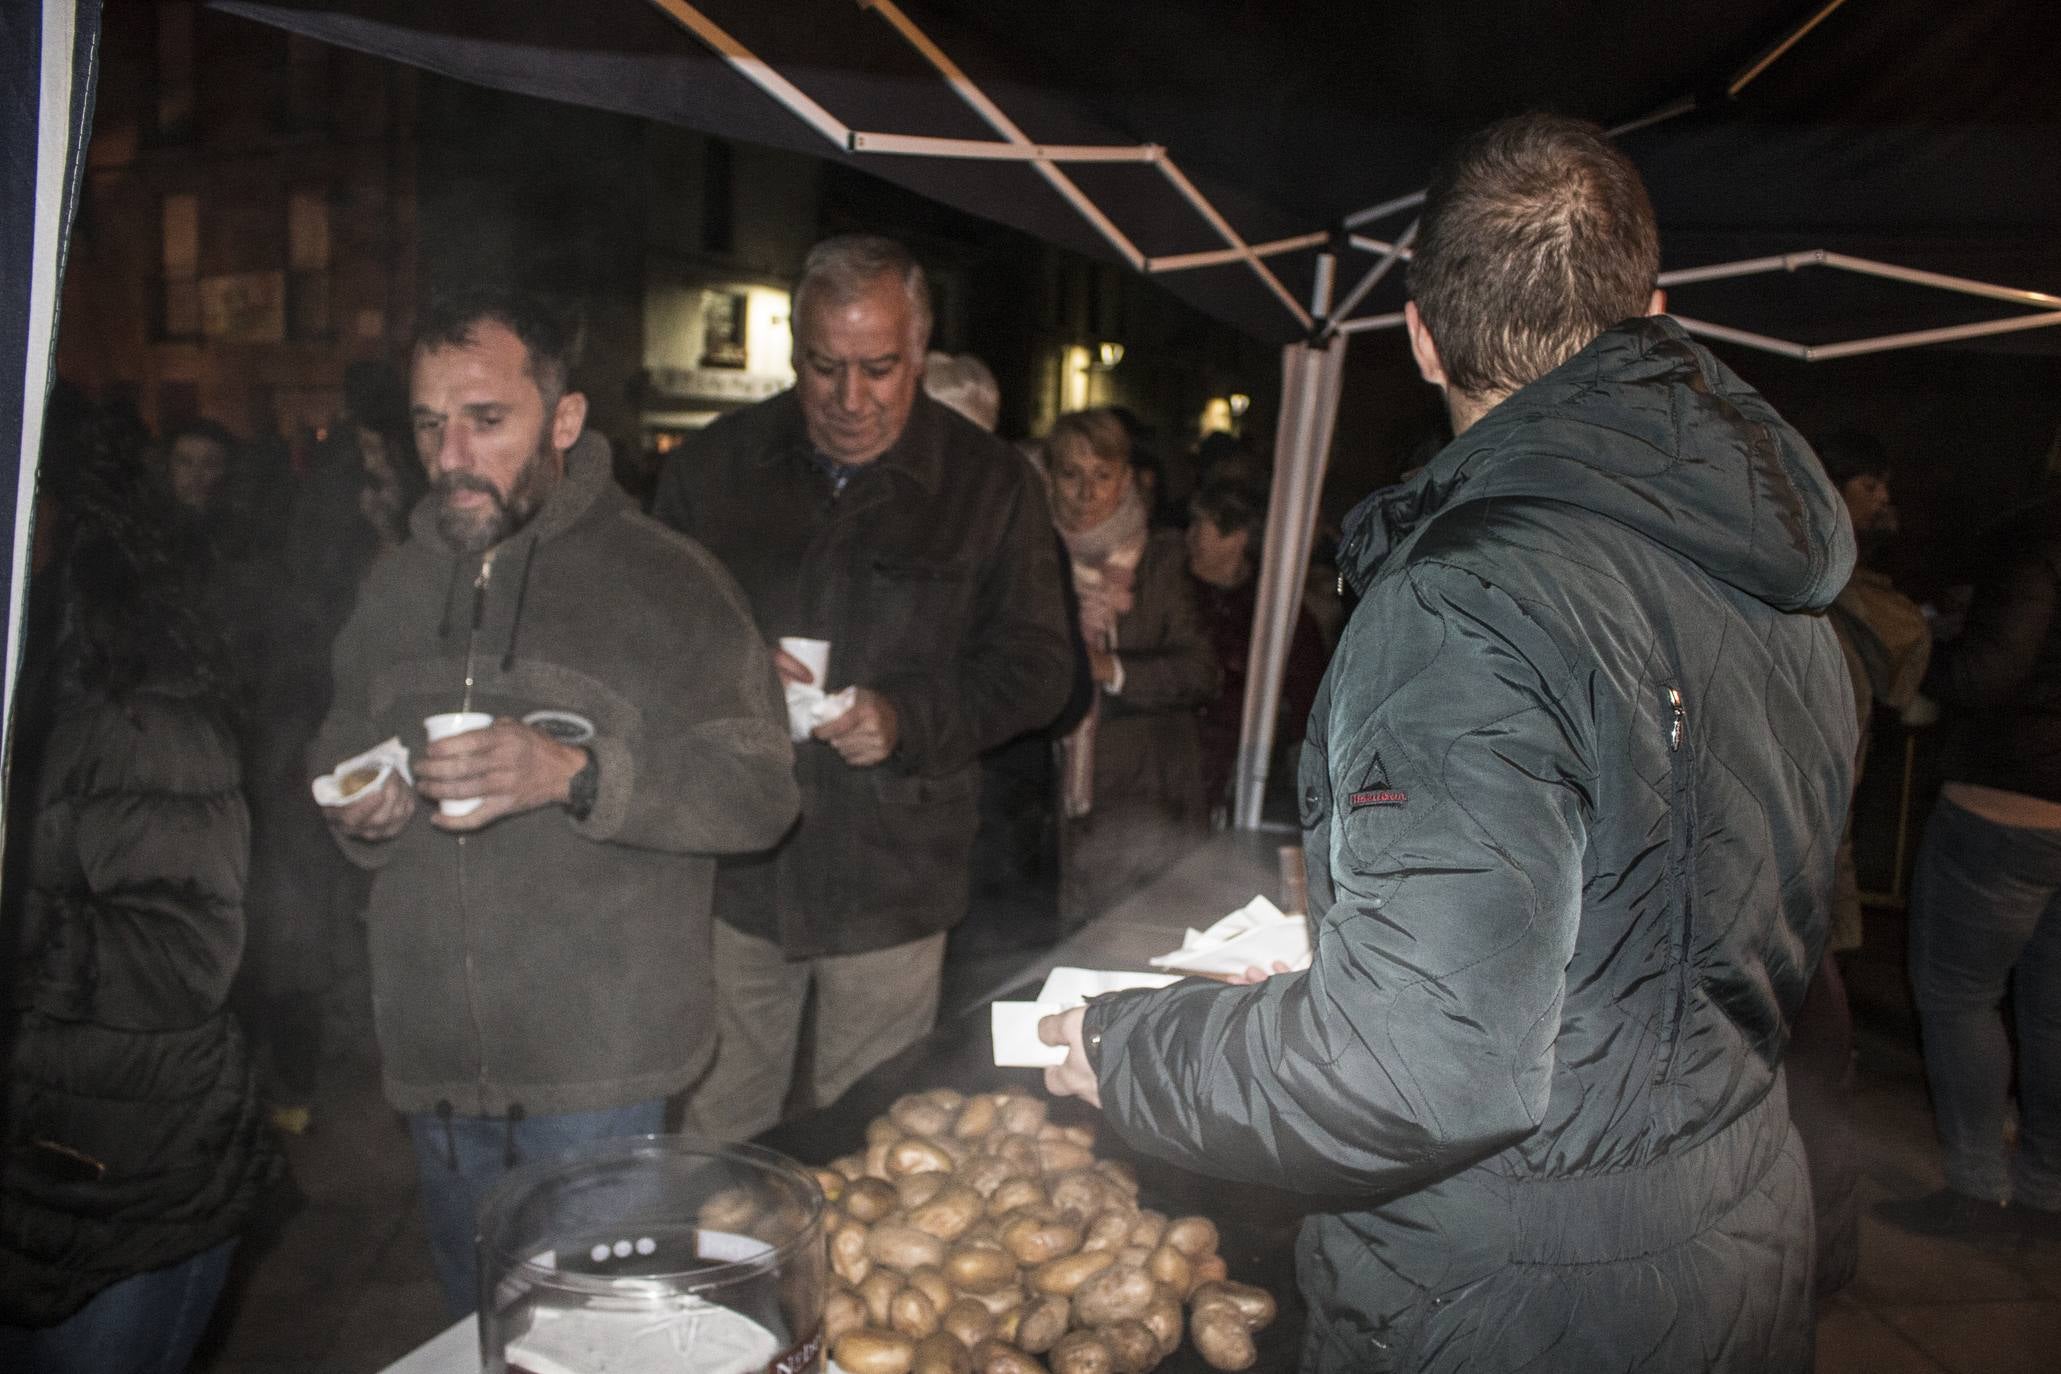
[2,678,279,1325]
[1086,318,1856,1372]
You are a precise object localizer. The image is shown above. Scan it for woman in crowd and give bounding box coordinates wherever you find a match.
[1879,489,2061,1243]
[1186,477,1329,826]
[1,422,279,1373]
[1046,408,1219,922]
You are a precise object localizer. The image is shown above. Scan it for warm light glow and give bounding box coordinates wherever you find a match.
[1095,340,1125,370]
[1200,397,1235,435]
[745,289,794,379]
[1227,392,1251,418]
[1062,344,1092,412]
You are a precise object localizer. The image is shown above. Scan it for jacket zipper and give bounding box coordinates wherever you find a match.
[459,556,493,1109]
[1655,684,1695,1084]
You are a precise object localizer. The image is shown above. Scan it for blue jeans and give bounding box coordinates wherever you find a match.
[407,1098,666,1316]
[1908,798,2061,1209]
[0,1240,235,1374]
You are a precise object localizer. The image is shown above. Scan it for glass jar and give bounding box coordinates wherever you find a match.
[478,1135,826,1374]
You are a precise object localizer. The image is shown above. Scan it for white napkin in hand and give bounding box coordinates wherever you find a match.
[786,683,856,743]
[991,967,1180,1067]
[311,737,412,808]
[1148,895,1312,976]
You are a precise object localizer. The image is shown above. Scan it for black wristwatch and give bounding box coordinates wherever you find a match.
[565,748,600,822]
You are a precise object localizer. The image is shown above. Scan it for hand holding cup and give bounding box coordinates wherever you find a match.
[415,714,589,832]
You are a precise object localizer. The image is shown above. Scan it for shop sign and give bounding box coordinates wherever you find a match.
[649,366,791,405]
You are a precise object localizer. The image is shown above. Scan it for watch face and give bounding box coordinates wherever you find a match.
[523,709,596,745]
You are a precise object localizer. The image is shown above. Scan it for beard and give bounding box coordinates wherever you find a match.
[434,441,558,554]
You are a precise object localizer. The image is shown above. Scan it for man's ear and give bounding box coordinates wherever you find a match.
[1647,287,1668,317]
[1404,300,1448,390]
[549,390,589,454]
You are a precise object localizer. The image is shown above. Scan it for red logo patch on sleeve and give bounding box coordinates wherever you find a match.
[1350,790,1408,808]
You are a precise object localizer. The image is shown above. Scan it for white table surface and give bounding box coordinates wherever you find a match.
[374,829,1294,1374]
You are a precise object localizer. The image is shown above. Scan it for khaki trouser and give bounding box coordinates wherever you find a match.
[685,922,946,1142]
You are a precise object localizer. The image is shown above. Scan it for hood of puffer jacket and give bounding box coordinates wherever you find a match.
[1339,316,1854,612]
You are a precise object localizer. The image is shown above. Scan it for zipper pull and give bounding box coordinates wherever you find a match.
[471,558,493,630]
[1667,686,1686,752]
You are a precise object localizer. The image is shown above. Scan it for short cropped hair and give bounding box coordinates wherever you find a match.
[1408,112,1659,397]
[1045,408,1131,468]
[923,351,1001,432]
[416,286,575,403]
[795,234,933,351]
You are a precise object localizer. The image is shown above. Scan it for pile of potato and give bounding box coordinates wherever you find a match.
[802,1087,1276,1374]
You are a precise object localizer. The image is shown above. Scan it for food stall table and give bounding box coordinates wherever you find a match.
[378,829,1312,1372]
[758,827,1313,1372]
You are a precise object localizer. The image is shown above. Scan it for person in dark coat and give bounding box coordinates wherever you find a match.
[1,425,280,1373]
[924,354,1097,956]
[238,361,423,1129]
[1187,477,1328,826]
[1042,113,1855,1372]
[1047,408,1220,922]
[655,237,1074,1142]
[1877,492,2061,1241]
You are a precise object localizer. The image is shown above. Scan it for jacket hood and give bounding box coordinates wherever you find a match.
[1340,317,1854,613]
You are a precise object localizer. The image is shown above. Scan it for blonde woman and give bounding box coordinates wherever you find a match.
[1047,408,1219,921]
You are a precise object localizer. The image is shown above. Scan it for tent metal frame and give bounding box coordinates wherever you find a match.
[635,0,2061,830]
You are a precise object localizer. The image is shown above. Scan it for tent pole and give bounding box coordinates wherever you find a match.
[1233,338,1347,830]
[858,0,1148,269]
[1336,312,1406,335]
[862,0,1305,324]
[1801,310,2061,360]
[6,0,85,863]
[1148,232,1329,273]
[1320,221,1417,343]
[645,0,852,147]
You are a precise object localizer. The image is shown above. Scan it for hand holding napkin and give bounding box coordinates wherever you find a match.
[1146,895,1312,977]
[991,967,1180,1067]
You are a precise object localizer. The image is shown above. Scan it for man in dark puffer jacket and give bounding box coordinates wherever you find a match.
[2,429,279,1372]
[1043,114,1855,1371]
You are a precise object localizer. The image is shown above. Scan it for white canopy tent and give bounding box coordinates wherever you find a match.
[9,0,2061,868]
[550,0,2061,828]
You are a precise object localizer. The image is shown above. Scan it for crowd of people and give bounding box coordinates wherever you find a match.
[3,108,2057,1374]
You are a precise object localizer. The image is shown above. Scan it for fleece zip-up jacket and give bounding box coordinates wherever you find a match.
[314,434,797,1117]
[1086,318,1857,1372]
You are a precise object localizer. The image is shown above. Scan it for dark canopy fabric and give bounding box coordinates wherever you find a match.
[211,0,2061,349]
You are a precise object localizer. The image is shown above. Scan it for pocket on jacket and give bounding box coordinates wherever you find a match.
[856,768,981,904]
[864,559,974,660]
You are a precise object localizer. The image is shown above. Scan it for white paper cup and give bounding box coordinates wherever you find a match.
[776,636,830,688]
[423,712,493,816]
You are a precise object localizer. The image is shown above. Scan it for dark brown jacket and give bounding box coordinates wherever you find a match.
[1090,529,1219,822]
[655,392,1074,956]
[314,435,795,1115]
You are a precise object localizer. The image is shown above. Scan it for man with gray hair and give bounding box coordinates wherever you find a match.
[923,350,1001,433]
[656,235,1072,1139]
[1042,113,1855,1370]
